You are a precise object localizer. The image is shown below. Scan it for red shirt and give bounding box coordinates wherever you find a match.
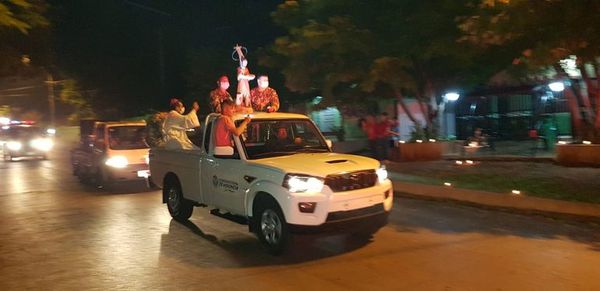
[363,123,377,140]
[215,116,233,147]
[374,122,388,139]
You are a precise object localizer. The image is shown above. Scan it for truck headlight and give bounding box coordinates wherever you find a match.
[376,166,388,183]
[31,138,54,151]
[105,156,129,168]
[7,141,22,151]
[283,174,324,193]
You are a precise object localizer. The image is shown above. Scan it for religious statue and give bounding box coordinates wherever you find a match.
[233,44,255,107]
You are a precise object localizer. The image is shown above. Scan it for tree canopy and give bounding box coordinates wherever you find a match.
[461,0,600,141]
[263,0,508,135]
[0,0,47,33]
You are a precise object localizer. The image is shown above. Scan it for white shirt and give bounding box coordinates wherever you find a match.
[163,109,200,150]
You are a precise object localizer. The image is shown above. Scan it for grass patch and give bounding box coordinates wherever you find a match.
[388,161,600,204]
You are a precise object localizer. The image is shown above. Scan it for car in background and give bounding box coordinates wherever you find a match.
[71,120,150,186]
[1,125,54,161]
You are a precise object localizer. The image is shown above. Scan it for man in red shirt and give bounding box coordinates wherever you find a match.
[215,99,251,148]
[374,112,396,161]
[209,75,233,113]
[250,75,280,112]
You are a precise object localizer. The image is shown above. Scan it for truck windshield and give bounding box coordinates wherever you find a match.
[108,126,148,150]
[238,119,329,159]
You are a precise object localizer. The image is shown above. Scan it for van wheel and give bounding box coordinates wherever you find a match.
[94,167,106,188]
[255,198,290,255]
[165,177,193,221]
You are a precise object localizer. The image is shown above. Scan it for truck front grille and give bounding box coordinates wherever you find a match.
[324,170,377,192]
[326,203,384,222]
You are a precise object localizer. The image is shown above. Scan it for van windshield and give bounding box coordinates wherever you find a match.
[108,126,148,150]
[238,119,329,159]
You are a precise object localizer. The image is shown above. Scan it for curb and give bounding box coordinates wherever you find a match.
[442,155,555,163]
[391,180,600,222]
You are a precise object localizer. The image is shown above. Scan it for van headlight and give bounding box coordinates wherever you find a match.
[283,174,324,193]
[31,138,54,151]
[7,141,22,151]
[105,156,129,168]
[376,166,388,183]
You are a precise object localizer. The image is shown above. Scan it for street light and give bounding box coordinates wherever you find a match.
[548,81,565,92]
[444,92,460,102]
[440,92,460,139]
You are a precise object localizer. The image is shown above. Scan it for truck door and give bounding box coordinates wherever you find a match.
[201,118,246,215]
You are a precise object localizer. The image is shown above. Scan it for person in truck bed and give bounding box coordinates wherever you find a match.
[163,98,200,150]
[215,99,251,149]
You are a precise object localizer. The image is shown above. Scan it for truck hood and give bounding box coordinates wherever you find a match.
[249,153,380,177]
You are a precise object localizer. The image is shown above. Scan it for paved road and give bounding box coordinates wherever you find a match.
[1,142,600,290]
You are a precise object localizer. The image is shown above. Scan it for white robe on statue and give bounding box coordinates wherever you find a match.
[163,109,200,150]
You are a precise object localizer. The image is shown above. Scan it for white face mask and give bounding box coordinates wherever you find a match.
[259,79,269,89]
[220,82,230,90]
[179,107,185,114]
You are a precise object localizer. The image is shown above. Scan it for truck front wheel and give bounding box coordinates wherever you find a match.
[165,177,193,221]
[255,198,290,255]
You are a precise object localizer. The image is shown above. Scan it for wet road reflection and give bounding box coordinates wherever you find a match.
[1,141,600,290]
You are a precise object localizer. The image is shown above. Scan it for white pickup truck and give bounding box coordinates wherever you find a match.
[149,112,393,254]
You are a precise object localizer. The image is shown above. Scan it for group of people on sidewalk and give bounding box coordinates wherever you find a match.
[359,112,398,161]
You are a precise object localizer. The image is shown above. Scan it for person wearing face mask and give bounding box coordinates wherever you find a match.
[250,74,279,112]
[209,75,233,113]
[163,98,200,150]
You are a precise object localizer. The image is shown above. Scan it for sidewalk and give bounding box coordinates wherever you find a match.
[338,138,600,220]
[388,173,600,222]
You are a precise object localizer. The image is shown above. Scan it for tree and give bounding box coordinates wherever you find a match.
[0,0,49,77]
[460,0,600,143]
[263,0,504,137]
[59,78,96,124]
[0,0,47,33]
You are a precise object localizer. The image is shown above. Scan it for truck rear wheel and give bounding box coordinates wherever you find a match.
[165,177,193,221]
[255,197,290,255]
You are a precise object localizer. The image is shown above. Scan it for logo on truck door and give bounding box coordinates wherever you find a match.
[212,175,239,192]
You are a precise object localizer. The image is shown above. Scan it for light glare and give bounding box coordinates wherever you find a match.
[31,138,53,151]
[548,82,565,92]
[376,166,388,183]
[287,175,324,193]
[7,141,22,151]
[105,156,129,168]
[444,92,460,101]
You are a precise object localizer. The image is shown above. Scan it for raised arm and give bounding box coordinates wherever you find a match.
[224,116,251,137]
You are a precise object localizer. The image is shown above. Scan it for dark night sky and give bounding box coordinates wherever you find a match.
[48,0,284,118]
